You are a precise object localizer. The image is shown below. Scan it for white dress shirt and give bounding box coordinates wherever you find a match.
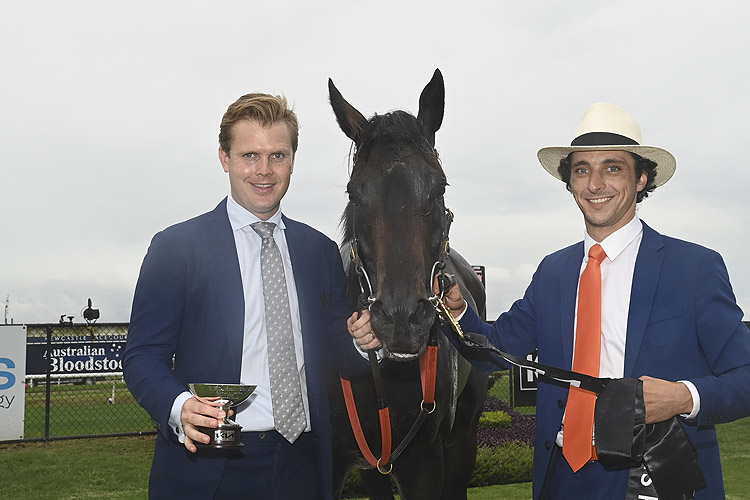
[169,197,311,440]
[557,215,699,447]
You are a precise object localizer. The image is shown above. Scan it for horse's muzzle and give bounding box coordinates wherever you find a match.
[369,297,435,359]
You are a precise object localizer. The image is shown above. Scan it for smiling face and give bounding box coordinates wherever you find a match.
[569,150,648,241]
[219,119,294,220]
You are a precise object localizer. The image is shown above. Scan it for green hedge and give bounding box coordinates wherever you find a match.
[478,410,512,429]
[469,442,534,487]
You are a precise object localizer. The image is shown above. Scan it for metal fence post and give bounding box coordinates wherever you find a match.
[44,326,52,446]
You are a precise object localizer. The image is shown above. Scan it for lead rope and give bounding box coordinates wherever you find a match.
[340,328,439,474]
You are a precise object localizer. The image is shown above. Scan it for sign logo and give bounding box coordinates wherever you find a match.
[0,358,15,391]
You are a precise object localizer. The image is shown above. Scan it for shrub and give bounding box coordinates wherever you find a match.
[477,396,535,447]
[478,410,512,428]
[470,442,534,486]
[340,467,366,498]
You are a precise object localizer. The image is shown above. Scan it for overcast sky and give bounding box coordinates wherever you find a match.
[2,1,748,326]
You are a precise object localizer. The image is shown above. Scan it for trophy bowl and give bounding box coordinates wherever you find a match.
[188,383,256,449]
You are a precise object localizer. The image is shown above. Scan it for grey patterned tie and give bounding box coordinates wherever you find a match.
[251,221,307,443]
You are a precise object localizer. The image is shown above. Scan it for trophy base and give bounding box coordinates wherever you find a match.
[195,422,244,449]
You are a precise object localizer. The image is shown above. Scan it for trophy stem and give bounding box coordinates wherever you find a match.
[188,384,256,450]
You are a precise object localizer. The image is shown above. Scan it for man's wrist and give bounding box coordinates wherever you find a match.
[170,391,193,442]
[452,300,468,321]
[678,380,700,420]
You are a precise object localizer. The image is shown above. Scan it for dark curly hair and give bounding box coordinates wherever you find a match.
[556,152,658,203]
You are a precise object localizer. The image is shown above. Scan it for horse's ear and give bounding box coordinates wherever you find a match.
[328,78,367,143]
[417,69,445,147]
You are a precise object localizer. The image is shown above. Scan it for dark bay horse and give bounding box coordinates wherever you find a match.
[327,69,488,500]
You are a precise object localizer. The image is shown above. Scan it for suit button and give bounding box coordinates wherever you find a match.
[545,441,551,450]
[557,400,564,409]
[259,432,266,439]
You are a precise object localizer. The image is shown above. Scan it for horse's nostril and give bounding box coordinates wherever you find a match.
[369,301,392,325]
[373,299,435,327]
[410,299,435,325]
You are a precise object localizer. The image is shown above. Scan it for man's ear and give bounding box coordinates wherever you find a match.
[636,171,648,192]
[219,148,230,173]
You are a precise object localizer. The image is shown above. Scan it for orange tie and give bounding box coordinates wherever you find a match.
[563,243,607,472]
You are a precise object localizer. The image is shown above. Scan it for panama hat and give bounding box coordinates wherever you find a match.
[537,102,676,187]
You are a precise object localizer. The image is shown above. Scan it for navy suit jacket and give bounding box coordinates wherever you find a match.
[123,199,368,499]
[459,221,750,500]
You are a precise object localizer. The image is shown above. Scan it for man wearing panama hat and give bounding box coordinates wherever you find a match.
[440,103,750,499]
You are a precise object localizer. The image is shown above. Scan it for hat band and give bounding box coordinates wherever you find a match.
[571,132,640,147]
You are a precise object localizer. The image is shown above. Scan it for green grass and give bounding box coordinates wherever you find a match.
[3,418,749,499]
[24,381,154,438]
[0,435,531,500]
[718,416,750,500]
[0,436,154,500]
[5,378,749,499]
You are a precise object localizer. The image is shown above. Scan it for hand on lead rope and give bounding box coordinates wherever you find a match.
[432,274,467,317]
[348,309,382,351]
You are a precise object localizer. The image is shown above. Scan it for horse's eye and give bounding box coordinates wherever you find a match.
[346,185,362,205]
[430,191,445,205]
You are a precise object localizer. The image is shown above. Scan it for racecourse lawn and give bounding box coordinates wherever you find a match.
[1,417,749,499]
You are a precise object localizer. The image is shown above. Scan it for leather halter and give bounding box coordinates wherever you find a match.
[340,325,439,474]
[349,206,454,311]
[341,146,452,474]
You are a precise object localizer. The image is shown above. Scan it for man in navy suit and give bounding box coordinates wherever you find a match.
[440,103,750,499]
[123,93,380,500]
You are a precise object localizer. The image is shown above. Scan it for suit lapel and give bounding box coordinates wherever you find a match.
[561,243,584,369]
[623,222,664,377]
[283,217,317,360]
[204,199,245,378]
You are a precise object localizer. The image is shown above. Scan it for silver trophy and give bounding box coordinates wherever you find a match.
[188,383,256,449]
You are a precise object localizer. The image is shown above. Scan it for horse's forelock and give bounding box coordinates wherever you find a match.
[341,110,445,245]
[354,112,441,170]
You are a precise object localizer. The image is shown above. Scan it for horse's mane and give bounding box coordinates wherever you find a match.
[340,110,445,243]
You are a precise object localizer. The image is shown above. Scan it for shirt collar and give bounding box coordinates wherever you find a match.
[584,215,643,262]
[226,196,285,231]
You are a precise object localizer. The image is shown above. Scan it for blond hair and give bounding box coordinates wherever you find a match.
[219,93,299,154]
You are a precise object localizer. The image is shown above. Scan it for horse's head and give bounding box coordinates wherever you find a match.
[329,69,449,361]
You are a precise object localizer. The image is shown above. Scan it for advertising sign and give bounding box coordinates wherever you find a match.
[25,334,126,378]
[511,350,538,407]
[472,265,485,288]
[0,325,26,440]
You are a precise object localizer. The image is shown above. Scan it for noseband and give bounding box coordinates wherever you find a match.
[349,206,454,311]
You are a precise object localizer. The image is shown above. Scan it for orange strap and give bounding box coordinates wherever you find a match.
[420,345,438,407]
[340,376,386,467]
[340,345,438,471]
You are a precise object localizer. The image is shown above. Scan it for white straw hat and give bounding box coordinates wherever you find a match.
[537,102,676,187]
